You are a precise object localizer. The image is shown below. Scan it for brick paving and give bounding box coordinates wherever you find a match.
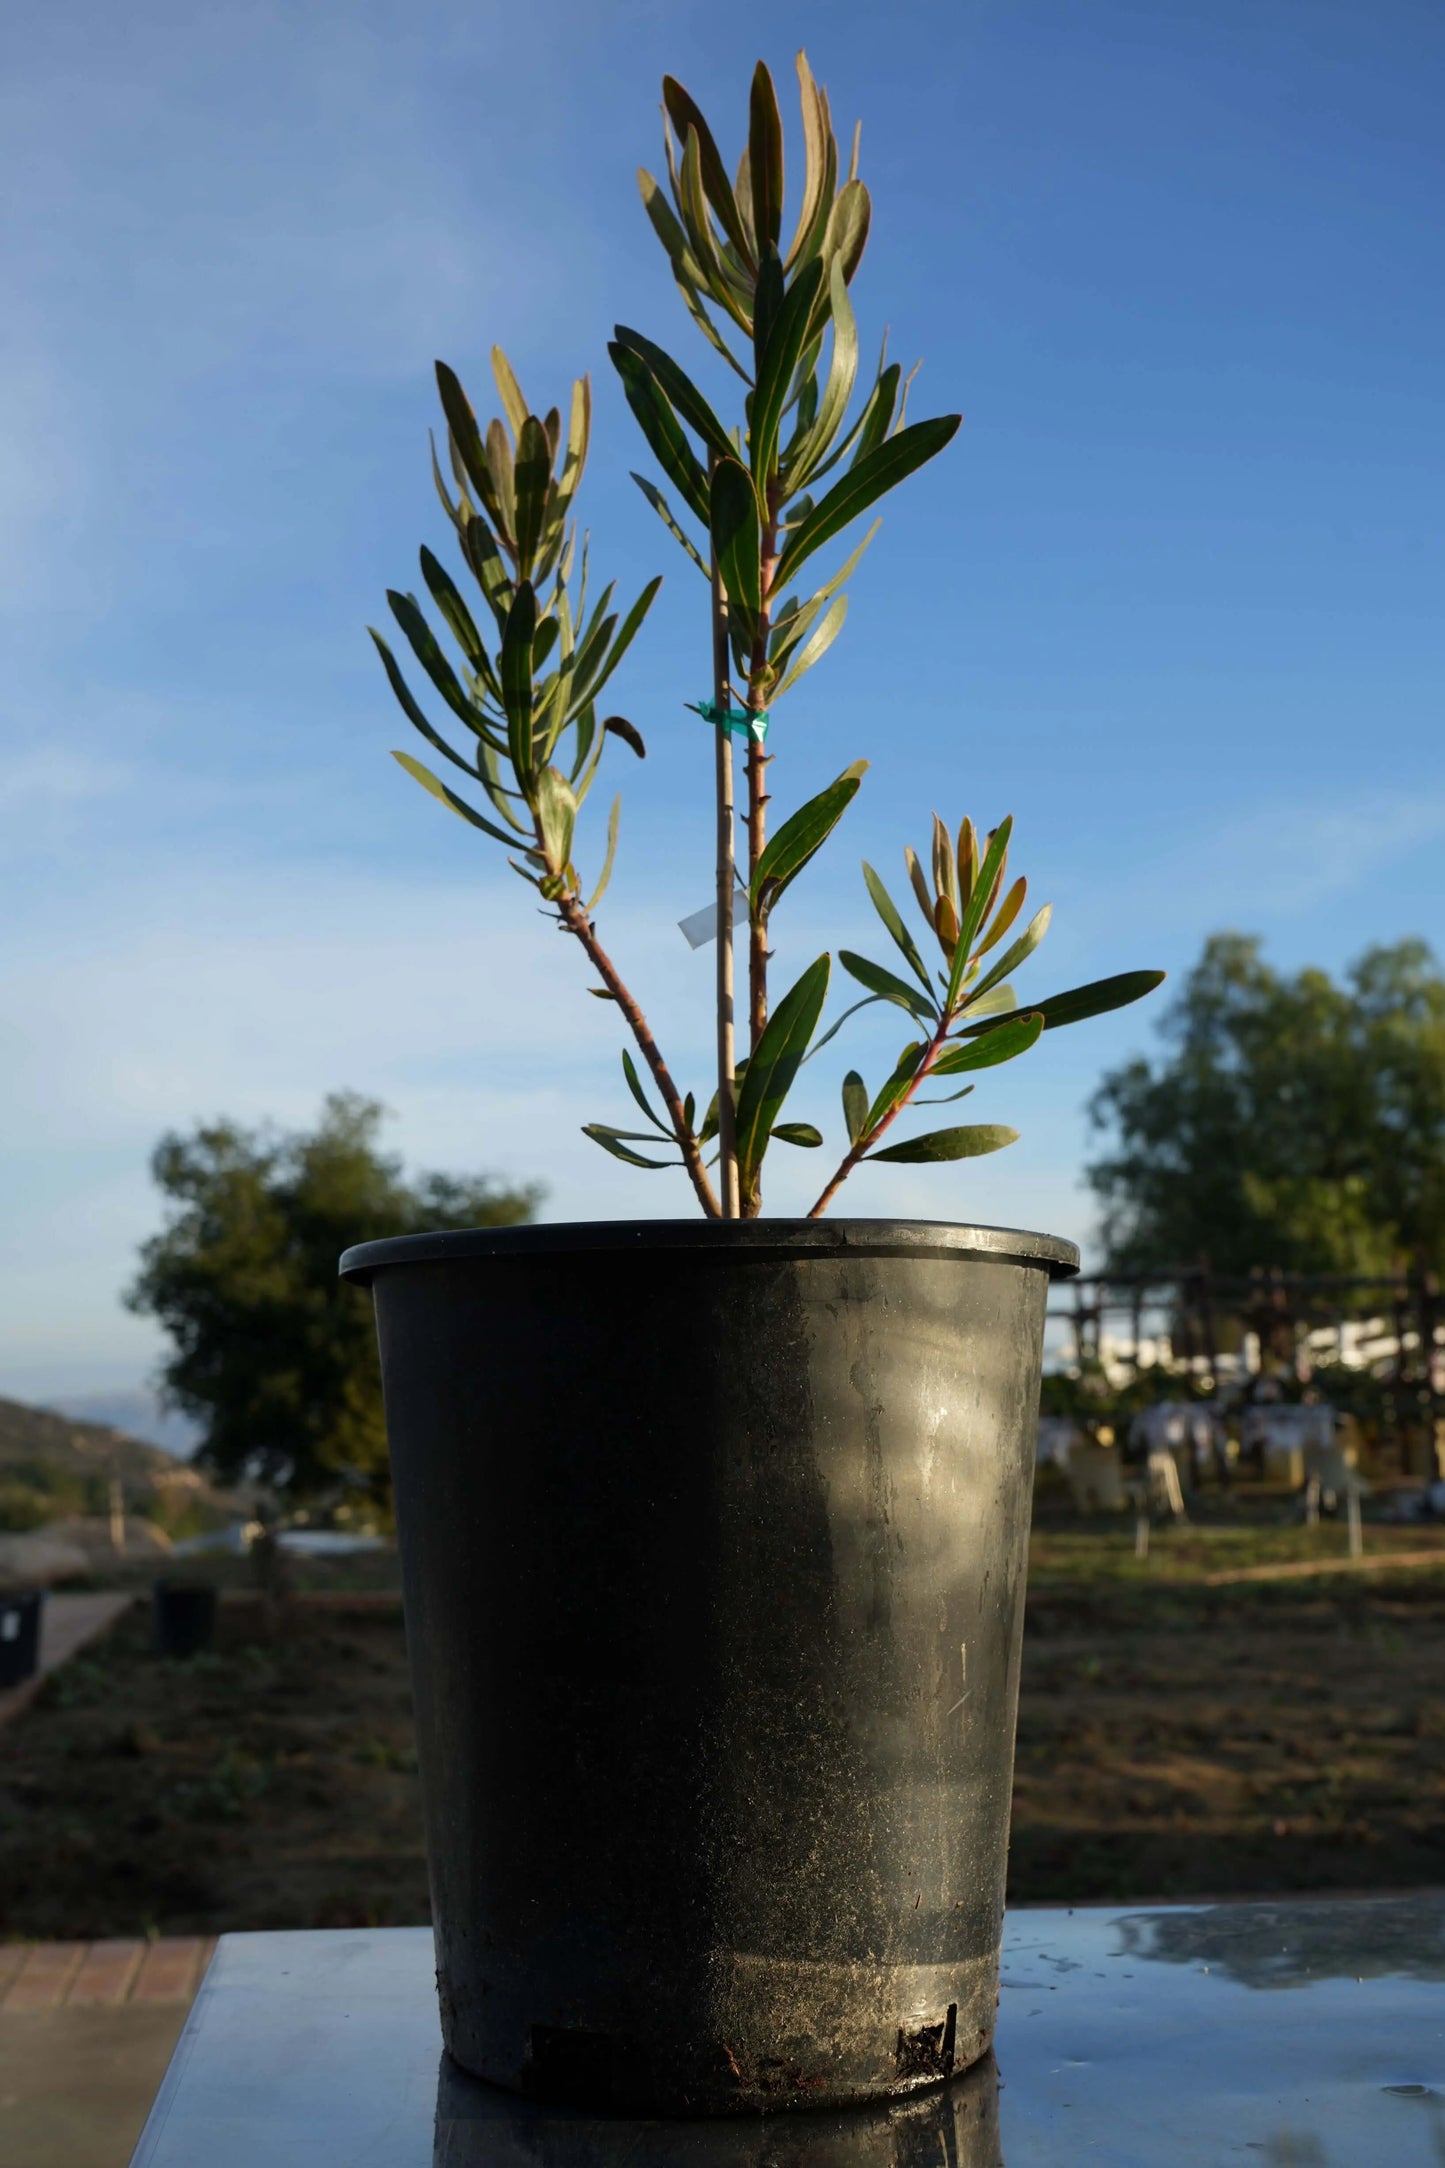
[0,1938,213,2012]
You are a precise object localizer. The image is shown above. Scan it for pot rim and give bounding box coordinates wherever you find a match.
[340,1217,1079,1286]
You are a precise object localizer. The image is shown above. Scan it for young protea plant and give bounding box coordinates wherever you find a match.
[374,53,1162,1219]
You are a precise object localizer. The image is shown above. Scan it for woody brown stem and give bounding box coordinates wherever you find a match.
[558,894,720,1219]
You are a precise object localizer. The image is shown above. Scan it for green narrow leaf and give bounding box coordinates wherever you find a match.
[962,903,1053,1010]
[677,125,751,327]
[751,760,867,917]
[490,348,529,439]
[662,76,755,264]
[611,327,733,461]
[839,949,937,1022]
[787,257,859,492]
[499,582,537,787]
[748,60,784,253]
[638,169,753,378]
[582,1124,678,1170]
[752,241,785,375]
[767,520,880,668]
[386,591,487,736]
[462,515,513,630]
[773,591,847,698]
[785,51,837,271]
[418,547,485,667]
[429,430,464,532]
[831,360,901,477]
[709,458,763,622]
[484,419,517,544]
[771,1122,823,1147]
[932,1012,1045,1075]
[932,815,960,916]
[434,363,506,533]
[512,416,552,578]
[734,954,832,1185]
[803,993,886,1063]
[609,344,711,527]
[775,415,962,591]
[475,735,531,830]
[579,576,664,711]
[965,981,1019,1021]
[390,750,519,846]
[568,703,597,787]
[861,864,932,990]
[957,971,1167,1038]
[588,793,622,909]
[369,632,477,778]
[534,764,577,875]
[945,817,1014,1009]
[842,1070,868,1144]
[546,375,591,537]
[751,259,825,488]
[976,875,1028,959]
[622,1048,671,1134]
[821,177,871,289]
[631,473,708,574]
[869,1124,1019,1165]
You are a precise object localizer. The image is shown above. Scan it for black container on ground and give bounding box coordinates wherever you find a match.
[341,1219,1076,2117]
[0,1588,43,1689]
[153,1580,217,1659]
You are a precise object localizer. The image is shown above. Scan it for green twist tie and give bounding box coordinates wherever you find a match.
[689,696,769,746]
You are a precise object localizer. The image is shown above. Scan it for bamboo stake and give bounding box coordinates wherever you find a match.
[709,455,740,1220]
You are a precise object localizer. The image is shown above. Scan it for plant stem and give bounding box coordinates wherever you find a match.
[558,895,721,1219]
[745,488,782,1057]
[709,455,741,1220]
[805,1009,954,1220]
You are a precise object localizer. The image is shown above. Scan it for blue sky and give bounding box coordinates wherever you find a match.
[2,0,1442,1402]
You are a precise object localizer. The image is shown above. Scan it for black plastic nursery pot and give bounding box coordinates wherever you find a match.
[341,1218,1077,2117]
[152,1579,218,1659]
[0,1587,43,1690]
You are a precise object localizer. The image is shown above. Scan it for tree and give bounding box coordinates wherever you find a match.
[1087,934,1445,1279]
[126,1093,541,1510]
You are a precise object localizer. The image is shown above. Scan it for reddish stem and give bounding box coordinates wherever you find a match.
[806,1007,955,1220]
[558,893,720,1219]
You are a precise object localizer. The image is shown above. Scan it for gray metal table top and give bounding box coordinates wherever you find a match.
[130,1896,1445,2165]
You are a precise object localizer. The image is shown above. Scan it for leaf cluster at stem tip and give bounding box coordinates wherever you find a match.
[371,345,661,916]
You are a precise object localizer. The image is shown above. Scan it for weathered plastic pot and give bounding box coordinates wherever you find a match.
[0,1587,43,1690]
[153,1579,217,1659]
[341,1219,1076,2117]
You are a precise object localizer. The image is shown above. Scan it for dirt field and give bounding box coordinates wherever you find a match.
[0,1600,428,1939]
[2,1556,1444,1938]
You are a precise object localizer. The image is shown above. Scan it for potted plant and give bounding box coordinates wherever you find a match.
[342,53,1161,2116]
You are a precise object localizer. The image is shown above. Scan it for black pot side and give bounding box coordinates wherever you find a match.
[0,1588,43,1690]
[153,1580,217,1659]
[341,1218,1077,2117]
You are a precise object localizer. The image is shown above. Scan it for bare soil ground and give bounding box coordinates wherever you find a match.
[0,1601,427,1938]
[2,1550,1444,1938]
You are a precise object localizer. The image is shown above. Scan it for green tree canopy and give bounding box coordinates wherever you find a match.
[126,1093,541,1509]
[1087,934,1445,1279]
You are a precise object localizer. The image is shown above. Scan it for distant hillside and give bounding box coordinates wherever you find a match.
[0,1396,180,1481]
[45,1390,202,1457]
[0,1395,236,1539]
